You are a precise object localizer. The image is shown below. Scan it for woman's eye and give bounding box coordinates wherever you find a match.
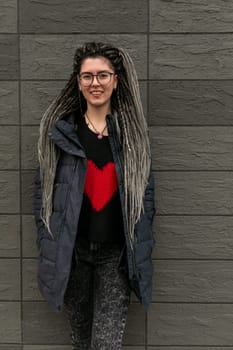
[83,74,92,80]
[99,73,109,79]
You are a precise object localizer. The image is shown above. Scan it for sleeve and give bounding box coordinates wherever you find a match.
[144,167,156,227]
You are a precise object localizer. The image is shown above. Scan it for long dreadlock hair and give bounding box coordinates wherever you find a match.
[38,41,151,247]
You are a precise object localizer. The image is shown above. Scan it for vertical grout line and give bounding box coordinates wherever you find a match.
[146,0,150,349]
[17,0,23,348]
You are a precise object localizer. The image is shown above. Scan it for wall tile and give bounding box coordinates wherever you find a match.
[20,0,147,33]
[21,171,35,214]
[150,34,233,79]
[153,261,233,302]
[22,215,38,258]
[0,0,17,33]
[149,80,233,126]
[0,259,20,300]
[23,259,42,301]
[21,81,64,125]
[155,171,233,215]
[0,82,19,124]
[0,171,19,213]
[150,0,233,32]
[0,302,21,342]
[0,35,18,79]
[23,302,70,344]
[0,215,20,257]
[21,34,147,79]
[123,303,146,345]
[150,126,233,170]
[153,216,233,259]
[21,126,38,169]
[0,126,19,169]
[148,304,233,345]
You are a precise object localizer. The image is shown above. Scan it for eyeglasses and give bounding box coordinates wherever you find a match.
[78,71,115,87]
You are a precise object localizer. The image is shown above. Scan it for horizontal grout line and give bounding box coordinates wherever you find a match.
[153,213,233,217]
[153,169,233,172]
[18,344,71,347]
[3,78,233,82]
[0,257,37,259]
[146,213,233,217]
[1,169,233,172]
[1,214,233,218]
[148,78,233,81]
[3,32,233,35]
[150,301,233,304]
[1,213,233,217]
[0,300,140,304]
[0,124,39,127]
[3,124,233,127]
[0,213,32,215]
[0,343,22,346]
[15,345,233,348]
[149,125,233,127]
[146,346,233,348]
[0,213,34,215]
[150,31,233,35]
[2,300,233,305]
[149,124,233,127]
[153,258,233,261]
[2,257,233,262]
[3,32,149,35]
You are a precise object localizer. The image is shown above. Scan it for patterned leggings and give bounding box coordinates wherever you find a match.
[64,237,131,350]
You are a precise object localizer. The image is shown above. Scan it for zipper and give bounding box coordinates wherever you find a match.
[107,116,136,280]
[58,155,88,311]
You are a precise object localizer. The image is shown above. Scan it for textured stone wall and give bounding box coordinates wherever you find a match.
[0,0,233,349]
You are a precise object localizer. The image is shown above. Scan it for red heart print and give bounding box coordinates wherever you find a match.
[84,160,118,211]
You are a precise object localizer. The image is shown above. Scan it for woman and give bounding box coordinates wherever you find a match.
[34,41,155,349]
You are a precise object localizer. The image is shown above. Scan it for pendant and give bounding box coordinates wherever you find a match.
[97,134,103,139]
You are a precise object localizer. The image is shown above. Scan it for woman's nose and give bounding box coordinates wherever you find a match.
[92,75,100,85]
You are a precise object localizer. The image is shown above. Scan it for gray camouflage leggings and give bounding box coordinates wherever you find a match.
[64,238,131,350]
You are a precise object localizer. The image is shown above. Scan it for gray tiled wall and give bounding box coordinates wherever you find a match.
[1,0,233,348]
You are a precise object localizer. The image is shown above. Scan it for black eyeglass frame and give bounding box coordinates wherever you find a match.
[78,71,116,87]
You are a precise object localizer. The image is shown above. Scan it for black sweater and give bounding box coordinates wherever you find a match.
[76,116,124,244]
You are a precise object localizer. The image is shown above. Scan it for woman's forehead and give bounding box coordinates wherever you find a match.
[80,57,113,72]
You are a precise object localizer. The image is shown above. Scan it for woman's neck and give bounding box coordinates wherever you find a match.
[85,105,111,123]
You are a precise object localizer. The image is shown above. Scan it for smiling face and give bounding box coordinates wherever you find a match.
[78,57,118,112]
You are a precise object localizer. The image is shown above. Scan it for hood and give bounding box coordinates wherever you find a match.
[48,111,119,157]
[48,114,85,157]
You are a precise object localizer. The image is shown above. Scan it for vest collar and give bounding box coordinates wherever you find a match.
[48,112,116,157]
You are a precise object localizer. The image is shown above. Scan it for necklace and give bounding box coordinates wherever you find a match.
[85,113,107,139]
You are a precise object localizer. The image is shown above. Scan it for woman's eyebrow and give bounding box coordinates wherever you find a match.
[80,70,112,74]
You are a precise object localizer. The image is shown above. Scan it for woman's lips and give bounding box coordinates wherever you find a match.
[90,91,103,97]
